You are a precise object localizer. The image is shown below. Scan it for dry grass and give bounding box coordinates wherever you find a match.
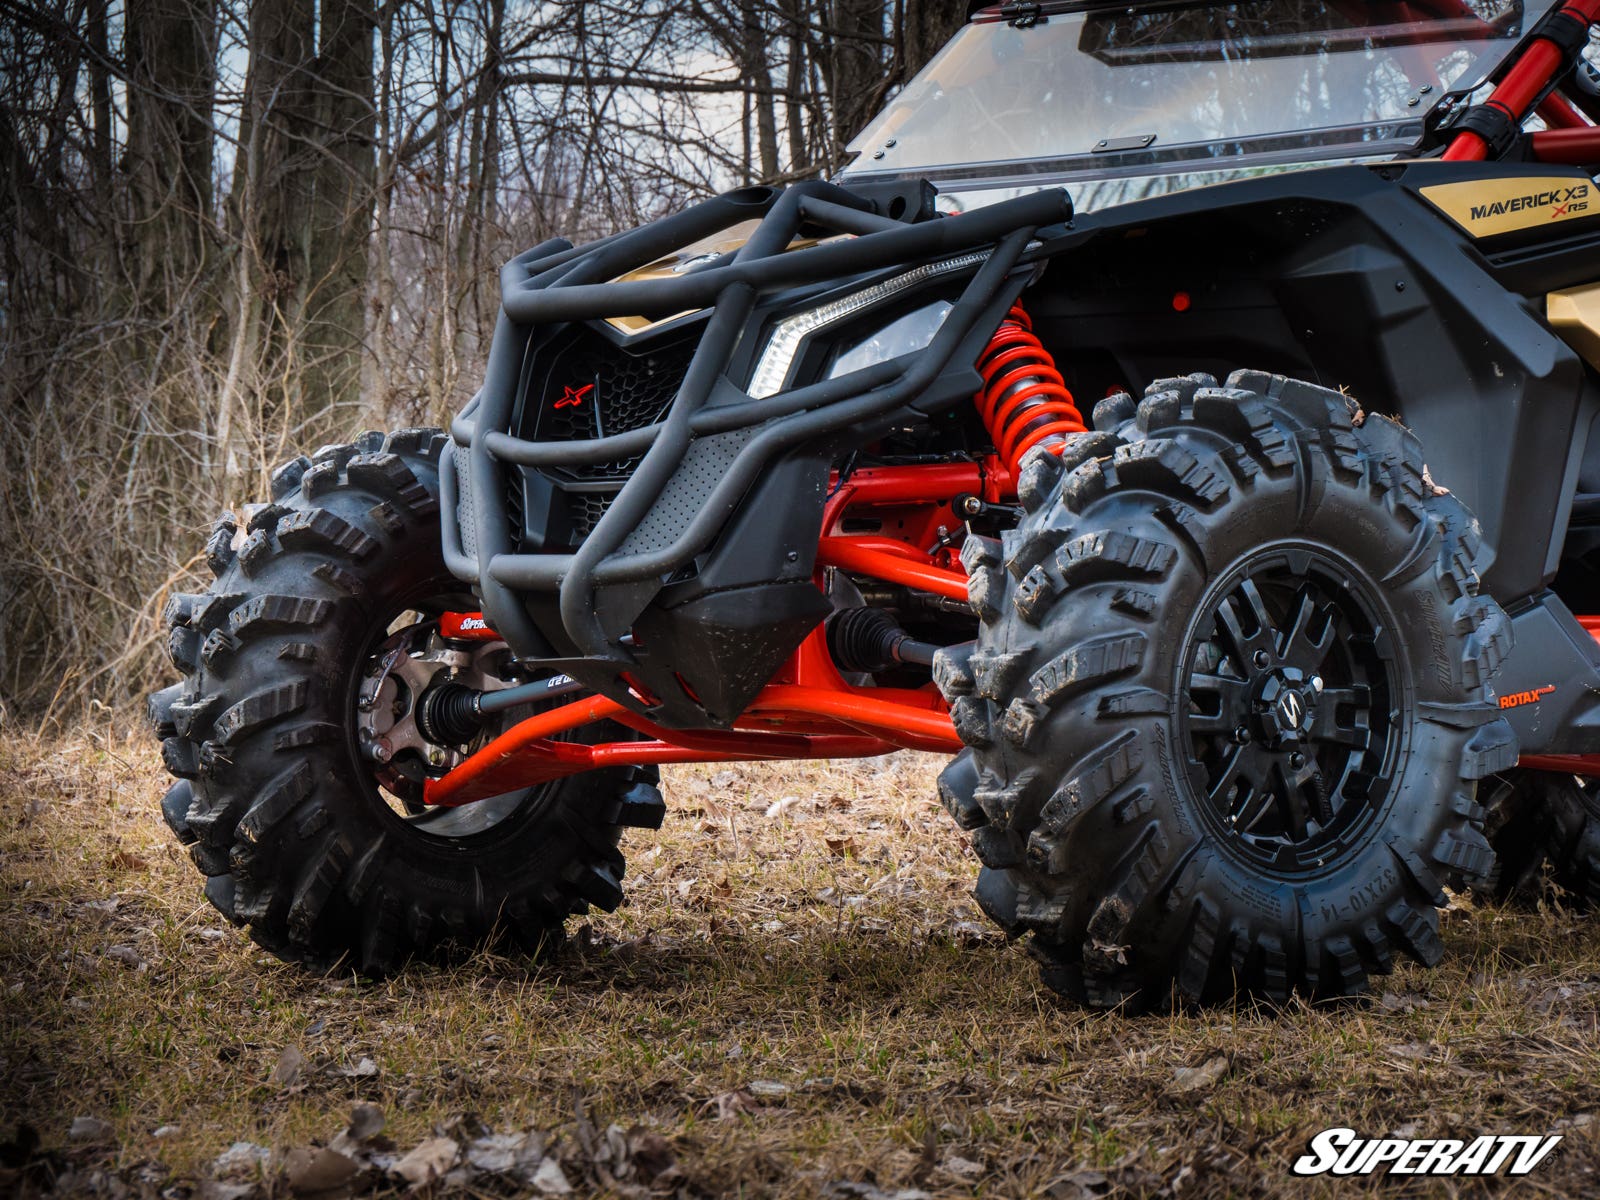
[5,721,1600,1198]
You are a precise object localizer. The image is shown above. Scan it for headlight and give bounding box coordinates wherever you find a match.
[746,251,989,398]
[827,300,954,380]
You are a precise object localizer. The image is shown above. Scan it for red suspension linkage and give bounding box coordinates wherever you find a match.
[973,301,1087,477]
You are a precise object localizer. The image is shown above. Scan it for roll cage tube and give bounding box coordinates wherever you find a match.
[441,181,1070,673]
[1444,0,1600,160]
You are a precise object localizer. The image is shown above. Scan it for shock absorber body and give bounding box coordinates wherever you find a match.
[973,301,1086,477]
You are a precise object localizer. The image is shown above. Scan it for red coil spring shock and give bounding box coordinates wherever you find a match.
[974,301,1086,477]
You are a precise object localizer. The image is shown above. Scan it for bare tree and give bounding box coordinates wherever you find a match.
[0,0,963,713]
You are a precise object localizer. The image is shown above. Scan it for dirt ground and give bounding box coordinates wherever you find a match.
[4,721,1600,1198]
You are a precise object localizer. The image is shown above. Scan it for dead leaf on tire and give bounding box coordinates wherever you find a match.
[1172,1051,1231,1093]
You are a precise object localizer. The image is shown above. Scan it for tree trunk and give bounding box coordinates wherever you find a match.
[822,0,885,168]
[781,0,809,174]
[902,0,967,78]
[124,0,216,315]
[224,0,314,481]
[303,0,377,419]
[740,0,780,181]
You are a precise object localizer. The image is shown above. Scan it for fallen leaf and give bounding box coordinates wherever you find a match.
[282,1146,359,1195]
[824,836,855,857]
[339,1056,378,1079]
[1172,1052,1231,1093]
[347,1104,384,1142]
[392,1137,457,1188]
[270,1045,305,1089]
[68,1116,113,1143]
[212,1142,272,1180]
[747,1080,790,1098]
[466,1132,529,1173]
[765,795,801,818]
[106,944,146,971]
[530,1156,573,1195]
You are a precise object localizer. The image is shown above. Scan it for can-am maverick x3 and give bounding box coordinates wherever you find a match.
[151,0,1600,1010]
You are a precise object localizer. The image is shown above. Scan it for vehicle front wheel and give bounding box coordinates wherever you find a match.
[934,372,1516,1010]
[148,429,665,974]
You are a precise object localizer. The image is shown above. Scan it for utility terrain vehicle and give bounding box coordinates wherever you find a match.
[152,0,1600,1009]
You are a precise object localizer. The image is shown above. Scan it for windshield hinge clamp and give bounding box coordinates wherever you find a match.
[1450,103,1521,159]
[1000,3,1043,29]
[1530,7,1592,60]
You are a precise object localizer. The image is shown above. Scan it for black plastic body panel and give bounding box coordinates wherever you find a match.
[1496,592,1600,755]
[1019,159,1599,602]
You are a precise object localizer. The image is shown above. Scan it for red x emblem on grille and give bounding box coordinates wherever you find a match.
[554,383,595,409]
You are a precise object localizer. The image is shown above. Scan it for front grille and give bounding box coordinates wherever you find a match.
[505,322,702,549]
[567,491,613,539]
[529,325,697,484]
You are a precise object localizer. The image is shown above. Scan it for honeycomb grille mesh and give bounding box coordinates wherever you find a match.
[531,327,696,484]
[503,323,705,550]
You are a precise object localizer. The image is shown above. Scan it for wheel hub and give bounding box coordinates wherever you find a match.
[355,621,516,810]
[1182,547,1397,874]
[1250,666,1323,748]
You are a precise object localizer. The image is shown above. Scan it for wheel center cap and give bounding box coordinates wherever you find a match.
[1277,689,1306,730]
[1253,667,1320,746]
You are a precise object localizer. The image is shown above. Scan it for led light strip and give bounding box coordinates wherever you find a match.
[746,250,993,399]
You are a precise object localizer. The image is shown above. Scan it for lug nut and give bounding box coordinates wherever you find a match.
[1310,676,1324,694]
[367,738,393,764]
[1289,752,1306,770]
[1252,650,1271,669]
[1233,726,1251,745]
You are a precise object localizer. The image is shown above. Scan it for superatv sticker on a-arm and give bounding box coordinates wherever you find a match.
[1420,174,1594,238]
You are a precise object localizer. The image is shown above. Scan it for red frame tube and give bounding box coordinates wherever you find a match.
[1444,0,1600,160]
[1537,93,1592,128]
[1530,125,1600,163]
[816,536,969,601]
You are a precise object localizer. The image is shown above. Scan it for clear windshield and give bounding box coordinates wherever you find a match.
[842,1,1543,187]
